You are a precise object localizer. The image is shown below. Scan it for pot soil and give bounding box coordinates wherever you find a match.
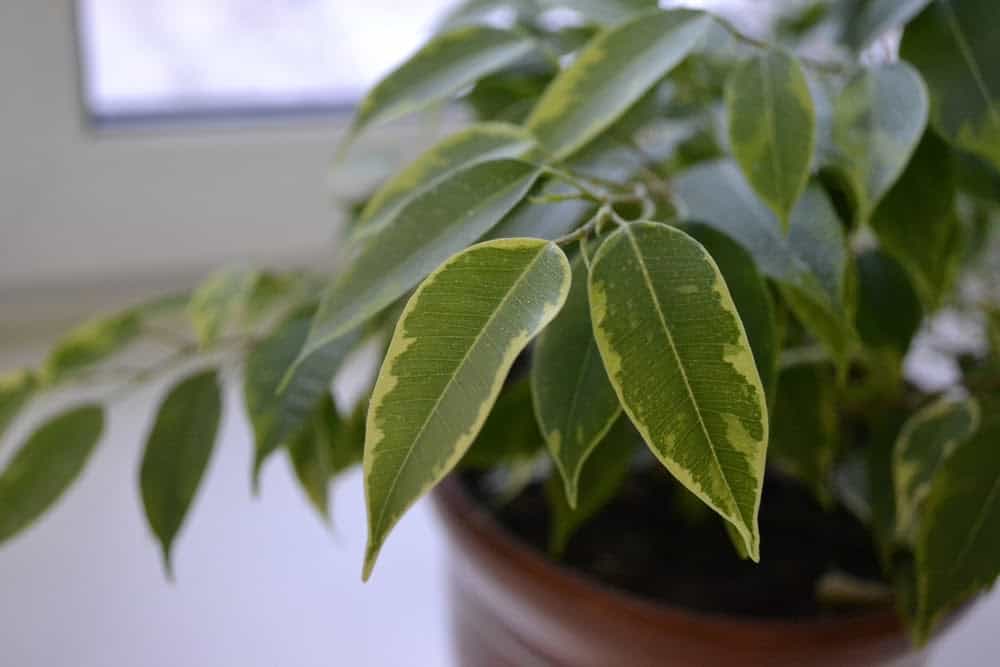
[433,469,961,667]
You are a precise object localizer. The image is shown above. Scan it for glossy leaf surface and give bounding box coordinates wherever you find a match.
[363,239,571,579]
[589,222,768,559]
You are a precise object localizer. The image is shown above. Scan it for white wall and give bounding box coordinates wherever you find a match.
[0,1,435,310]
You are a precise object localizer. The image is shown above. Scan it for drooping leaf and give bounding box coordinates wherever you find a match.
[770,362,838,504]
[855,248,923,356]
[546,416,637,556]
[363,239,571,579]
[463,378,545,470]
[188,267,258,347]
[0,404,103,544]
[843,0,932,51]
[302,159,542,360]
[902,0,1000,172]
[244,309,358,486]
[140,369,222,577]
[914,400,1000,640]
[286,396,341,521]
[0,370,36,444]
[588,222,768,560]
[346,26,536,143]
[352,123,536,241]
[674,160,855,368]
[684,224,779,408]
[532,254,622,507]
[42,310,142,384]
[525,9,713,159]
[725,48,815,229]
[871,131,964,307]
[894,395,979,543]
[831,62,929,223]
[867,407,911,562]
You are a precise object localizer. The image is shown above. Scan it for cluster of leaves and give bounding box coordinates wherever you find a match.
[2,0,1000,643]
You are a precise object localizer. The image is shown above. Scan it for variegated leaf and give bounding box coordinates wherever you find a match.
[589,222,768,559]
[914,400,1000,640]
[526,9,712,159]
[42,310,142,384]
[684,224,778,408]
[832,62,929,223]
[894,395,979,543]
[0,370,36,444]
[532,254,622,507]
[674,160,855,369]
[352,123,536,242]
[188,267,258,348]
[725,48,815,229]
[301,159,542,361]
[0,404,104,544]
[346,26,536,142]
[363,239,571,579]
[902,0,1000,172]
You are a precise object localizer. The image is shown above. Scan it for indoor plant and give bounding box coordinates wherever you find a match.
[2,0,999,664]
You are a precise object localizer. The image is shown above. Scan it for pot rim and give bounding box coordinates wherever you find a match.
[433,474,910,638]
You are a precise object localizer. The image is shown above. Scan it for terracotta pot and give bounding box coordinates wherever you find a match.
[432,477,958,667]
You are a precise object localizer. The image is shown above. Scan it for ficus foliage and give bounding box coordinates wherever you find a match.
[2,0,1000,644]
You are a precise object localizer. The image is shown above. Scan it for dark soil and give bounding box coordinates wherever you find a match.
[463,466,887,618]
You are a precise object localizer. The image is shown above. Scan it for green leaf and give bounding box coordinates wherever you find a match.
[588,222,768,560]
[352,123,536,242]
[855,248,923,356]
[546,417,636,556]
[244,309,359,487]
[831,62,929,223]
[140,369,222,577]
[0,404,103,544]
[286,396,341,522]
[914,401,1000,640]
[42,310,142,384]
[188,267,258,347]
[770,362,838,504]
[363,238,571,579]
[674,160,855,368]
[489,179,593,241]
[843,0,932,51]
[684,224,779,409]
[525,9,713,160]
[346,26,536,142]
[532,254,622,507]
[871,131,963,307]
[302,159,542,361]
[902,0,1000,171]
[725,48,815,229]
[894,395,979,544]
[0,370,36,444]
[545,0,658,25]
[462,378,544,470]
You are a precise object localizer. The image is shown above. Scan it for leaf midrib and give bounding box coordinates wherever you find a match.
[622,225,743,522]
[371,245,550,536]
[940,2,1000,128]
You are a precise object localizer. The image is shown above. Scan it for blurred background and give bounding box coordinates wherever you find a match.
[1,1,997,665]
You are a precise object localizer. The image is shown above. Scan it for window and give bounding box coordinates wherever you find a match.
[76,0,456,123]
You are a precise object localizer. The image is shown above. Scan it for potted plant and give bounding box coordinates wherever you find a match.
[2,0,999,664]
